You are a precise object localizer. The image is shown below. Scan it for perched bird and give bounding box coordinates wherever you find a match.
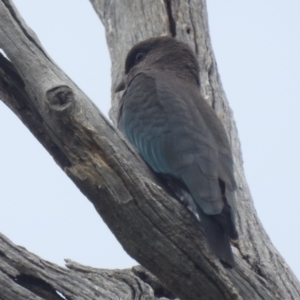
[115,36,238,267]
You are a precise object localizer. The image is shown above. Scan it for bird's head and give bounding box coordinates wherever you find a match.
[115,36,200,93]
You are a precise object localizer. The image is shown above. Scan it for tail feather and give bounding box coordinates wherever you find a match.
[160,175,237,267]
[197,207,235,268]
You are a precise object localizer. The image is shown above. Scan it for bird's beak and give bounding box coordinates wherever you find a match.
[115,78,126,93]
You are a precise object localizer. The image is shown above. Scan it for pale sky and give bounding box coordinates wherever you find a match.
[0,1,299,279]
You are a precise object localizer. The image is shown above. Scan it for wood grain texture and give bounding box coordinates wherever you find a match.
[0,0,299,299]
[92,0,300,298]
[0,233,166,300]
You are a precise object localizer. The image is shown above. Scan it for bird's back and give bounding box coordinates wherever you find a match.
[118,70,238,266]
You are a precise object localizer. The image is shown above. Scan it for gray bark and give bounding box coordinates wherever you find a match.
[0,232,171,300]
[0,0,299,299]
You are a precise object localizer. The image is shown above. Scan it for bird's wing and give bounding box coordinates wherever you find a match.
[190,90,237,217]
[193,96,237,190]
[119,71,223,215]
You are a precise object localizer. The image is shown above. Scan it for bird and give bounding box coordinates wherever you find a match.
[115,36,238,267]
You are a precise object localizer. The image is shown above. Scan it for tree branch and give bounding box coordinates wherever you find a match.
[0,0,299,299]
[91,0,300,298]
[0,232,170,300]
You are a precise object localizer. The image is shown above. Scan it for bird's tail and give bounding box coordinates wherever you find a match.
[197,207,235,268]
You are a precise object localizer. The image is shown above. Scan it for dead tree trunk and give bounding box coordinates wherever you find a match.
[0,0,299,299]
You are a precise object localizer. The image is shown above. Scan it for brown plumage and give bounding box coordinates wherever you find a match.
[115,36,238,267]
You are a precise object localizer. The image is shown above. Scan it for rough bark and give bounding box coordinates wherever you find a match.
[0,0,299,299]
[0,232,172,300]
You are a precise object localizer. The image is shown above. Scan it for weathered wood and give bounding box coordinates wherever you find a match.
[93,0,300,298]
[0,232,167,300]
[0,0,299,299]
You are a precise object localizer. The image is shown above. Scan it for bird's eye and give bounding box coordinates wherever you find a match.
[135,52,144,63]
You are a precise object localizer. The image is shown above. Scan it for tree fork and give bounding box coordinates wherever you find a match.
[0,0,299,299]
